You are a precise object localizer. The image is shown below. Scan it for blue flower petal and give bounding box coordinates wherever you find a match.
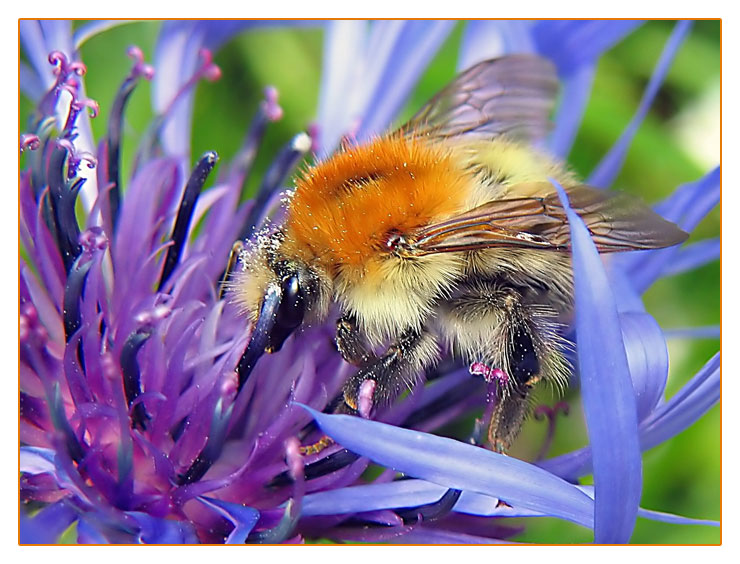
[552,180,641,543]
[623,167,719,292]
[354,21,455,142]
[548,64,596,158]
[20,500,78,544]
[198,497,260,544]
[302,478,552,521]
[588,21,692,188]
[662,238,720,277]
[620,312,669,421]
[540,351,719,481]
[637,508,719,527]
[458,20,535,69]
[316,20,371,154]
[298,405,594,528]
[655,167,720,230]
[20,446,57,475]
[533,20,642,73]
[639,352,720,450]
[665,326,720,340]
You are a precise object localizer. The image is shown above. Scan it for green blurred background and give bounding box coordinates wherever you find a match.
[21,20,720,544]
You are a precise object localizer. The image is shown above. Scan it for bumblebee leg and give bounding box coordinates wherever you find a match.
[487,289,542,453]
[335,312,377,367]
[342,329,439,411]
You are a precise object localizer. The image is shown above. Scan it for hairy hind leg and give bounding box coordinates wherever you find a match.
[438,280,570,452]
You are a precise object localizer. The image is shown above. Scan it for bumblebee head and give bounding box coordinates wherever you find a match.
[230,231,331,354]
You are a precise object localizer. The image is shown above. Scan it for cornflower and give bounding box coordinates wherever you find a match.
[19,20,719,544]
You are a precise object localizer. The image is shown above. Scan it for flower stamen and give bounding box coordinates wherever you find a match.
[157,151,219,292]
[106,46,155,230]
[119,328,153,430]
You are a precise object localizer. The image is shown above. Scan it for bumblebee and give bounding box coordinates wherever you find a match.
[231,55,687,452]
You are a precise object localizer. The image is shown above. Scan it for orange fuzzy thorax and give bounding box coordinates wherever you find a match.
[283,135,472,270]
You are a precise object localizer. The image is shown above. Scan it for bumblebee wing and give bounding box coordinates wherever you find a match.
[408,184,689,255]
[396,54,559,143]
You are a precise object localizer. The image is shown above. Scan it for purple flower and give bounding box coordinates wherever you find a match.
[20,20,718,545]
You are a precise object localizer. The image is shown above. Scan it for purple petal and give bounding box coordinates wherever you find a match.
[299,405,594,528]
[552,180,641,543]
[588,21,692,188]
[198,496,260,544]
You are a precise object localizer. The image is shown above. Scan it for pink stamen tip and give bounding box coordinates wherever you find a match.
[358,379,376,419]
[126,45,155,80]
[140,64,155,81]
[469,362,508,385]
[75,98,99,118]
[20,134,40,152]
[19,316,29,342]
[307,123,320,153]
[220,371,239,400]
[198,48,214,66]
[56,138,75,153]
[79,227,108,252]
[68,62,87,76]
[21,303,38,322]
[261,86,283,121]
[490,368,508,384]
[127,45,145,63]
[203,64,221,82]
[285,437,304,481]
[48,51,68,71]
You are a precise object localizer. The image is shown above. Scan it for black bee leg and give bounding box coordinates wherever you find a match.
[488,290,542,453]
[335,312,377,367]
[341,328,439,412]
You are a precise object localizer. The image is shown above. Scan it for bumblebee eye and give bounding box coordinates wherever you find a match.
[277,274,305,328]
[384,230,408,253]
[266,274,305,353]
